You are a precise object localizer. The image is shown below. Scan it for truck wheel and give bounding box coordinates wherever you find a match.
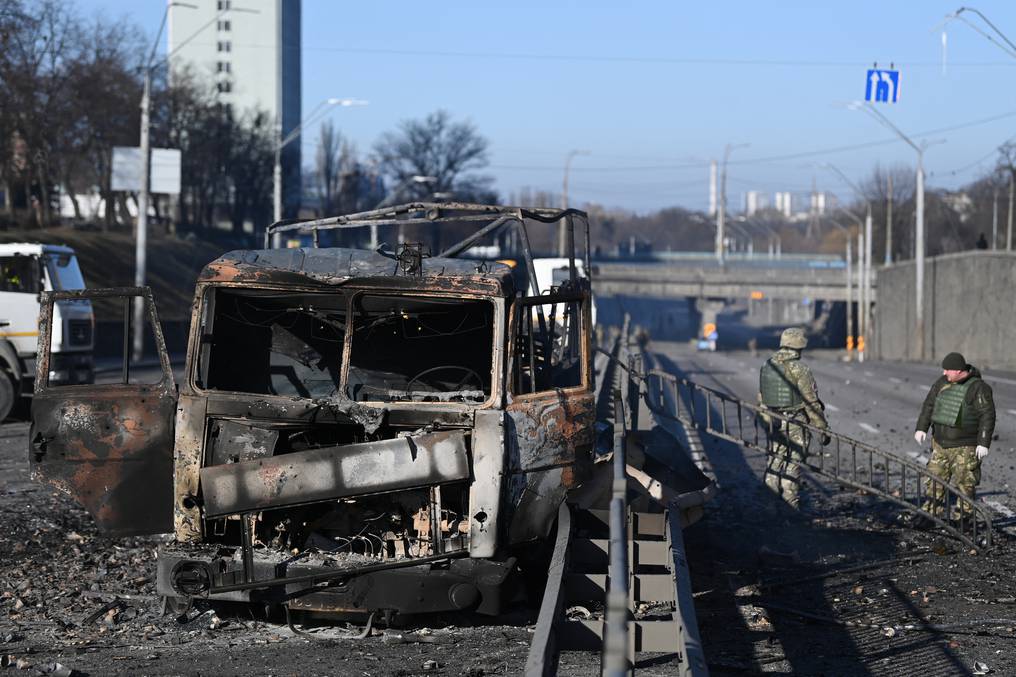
[0,374,13,423]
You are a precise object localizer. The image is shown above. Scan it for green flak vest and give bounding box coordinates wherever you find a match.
[760,359,803,409]
[931,378,978,428]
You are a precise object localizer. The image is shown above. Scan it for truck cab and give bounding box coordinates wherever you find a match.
[0,243,92,420]
[30,204,595,620]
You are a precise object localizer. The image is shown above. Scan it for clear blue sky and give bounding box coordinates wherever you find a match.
[79,0,1016,213]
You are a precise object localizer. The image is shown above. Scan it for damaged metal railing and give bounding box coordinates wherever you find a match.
[641,368,993,550]
[602,387,631,676]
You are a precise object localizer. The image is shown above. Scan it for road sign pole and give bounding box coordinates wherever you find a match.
[864,207,873,360]
[846,238,853,358]
[915,154,925,362]
[857,230,865,363]
[132,70,152,363]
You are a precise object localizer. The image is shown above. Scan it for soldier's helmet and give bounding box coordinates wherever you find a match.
[779,327,807,350]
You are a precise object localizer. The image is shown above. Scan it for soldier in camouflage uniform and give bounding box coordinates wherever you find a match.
[915,352,995,519]
[758,327,830,508]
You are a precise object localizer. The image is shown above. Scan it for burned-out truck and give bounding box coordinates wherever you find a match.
[30,204,597,620]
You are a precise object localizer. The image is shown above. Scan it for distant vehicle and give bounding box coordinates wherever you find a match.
[532,257,597,325]
[0,244,92,419]
[697,321,718,352]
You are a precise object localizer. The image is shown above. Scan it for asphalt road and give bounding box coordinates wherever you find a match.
[642,339,1016,675]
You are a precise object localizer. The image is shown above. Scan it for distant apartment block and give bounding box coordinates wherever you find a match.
[744,190,768,216]
[810,191,836,215]
[774,191,793,218]
[169,0,302,219]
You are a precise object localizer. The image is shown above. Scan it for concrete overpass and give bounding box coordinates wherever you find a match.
[592,258,869,303]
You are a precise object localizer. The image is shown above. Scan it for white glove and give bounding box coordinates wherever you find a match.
[976,445,989,460]
[914,430,927,445]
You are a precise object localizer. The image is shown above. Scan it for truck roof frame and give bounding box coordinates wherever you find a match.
[264,202,591,298]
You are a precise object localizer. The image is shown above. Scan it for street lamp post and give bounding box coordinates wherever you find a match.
[821,164,874,360]
[827,218,854,359]
[560,150,589,255]
[133,3,268,359]
[717,143,749,265]
[849,101,944,361]
[272,98,367,244]
[133,1,198,361]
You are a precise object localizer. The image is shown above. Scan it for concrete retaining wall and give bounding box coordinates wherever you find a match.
[875,250,1016,368]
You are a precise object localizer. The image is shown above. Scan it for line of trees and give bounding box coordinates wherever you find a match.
[0,1,278,234]
[1,1,498,242]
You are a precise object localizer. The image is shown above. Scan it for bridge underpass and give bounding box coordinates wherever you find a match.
[592,259,872,350]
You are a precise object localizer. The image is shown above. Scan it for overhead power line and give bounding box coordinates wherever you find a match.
[177,40,1016,68]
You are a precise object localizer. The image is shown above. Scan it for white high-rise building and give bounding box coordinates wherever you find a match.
[169,0,302,219]
[774,191,792,218]
[810,191,833,215]
[744,190,768,216]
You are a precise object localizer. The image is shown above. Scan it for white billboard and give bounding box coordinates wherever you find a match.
[111,147,182,194]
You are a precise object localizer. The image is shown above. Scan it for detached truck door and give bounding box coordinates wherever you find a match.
[30,287,177,535]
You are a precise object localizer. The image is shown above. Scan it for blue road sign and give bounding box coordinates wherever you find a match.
[865,69,900,103]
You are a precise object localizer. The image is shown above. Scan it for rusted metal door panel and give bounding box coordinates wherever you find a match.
[30,287,177,536]
[506,389,595,544]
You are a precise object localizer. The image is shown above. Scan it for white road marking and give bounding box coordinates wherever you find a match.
[889,377,903,384]
[858,422,880,434]
[982,500,1016,536]
[864,371,875,378]
[1007,409,1016,417]
[825,403,840,412]
[983,499,1016,519]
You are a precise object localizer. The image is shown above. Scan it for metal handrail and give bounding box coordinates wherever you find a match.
[602,387,631,676]
[641,368,993,550]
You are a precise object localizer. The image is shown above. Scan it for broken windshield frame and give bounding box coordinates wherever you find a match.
[344,291,500,406]
[191,284,502,409]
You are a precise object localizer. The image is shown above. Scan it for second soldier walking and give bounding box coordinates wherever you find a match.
[758,327,830,508]
[915,351,995,521]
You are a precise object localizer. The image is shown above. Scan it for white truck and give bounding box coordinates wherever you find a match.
[0,243,93,420]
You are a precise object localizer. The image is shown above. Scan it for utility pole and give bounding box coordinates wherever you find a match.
[717,143,748,265]
[846,238,853,358]
[133,69,153,361]
[863,206,873,361]
[133,1,200,361]
[915,150,927,360]
[885,173,893,264]
[1008,172,1014,251]
[857,230,865,363]
[993,187,999,249]
[272,98,368,248]
[708,160,717,217]
[849,102,939,361]
[561,150,589,256]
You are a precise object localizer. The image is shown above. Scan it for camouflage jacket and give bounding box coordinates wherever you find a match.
[757,348,828,429]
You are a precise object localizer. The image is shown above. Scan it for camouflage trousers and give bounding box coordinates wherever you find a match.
[764,413,809,509]
[921,439,981,518]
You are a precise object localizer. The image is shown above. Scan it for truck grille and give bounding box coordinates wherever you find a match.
[67,319,92,347]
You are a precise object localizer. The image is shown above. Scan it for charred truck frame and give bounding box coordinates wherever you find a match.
[30,203,595,621]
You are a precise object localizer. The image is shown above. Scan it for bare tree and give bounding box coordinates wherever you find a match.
[861,163,916,262]
[315,120,342,215]
[373,110,494,202]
